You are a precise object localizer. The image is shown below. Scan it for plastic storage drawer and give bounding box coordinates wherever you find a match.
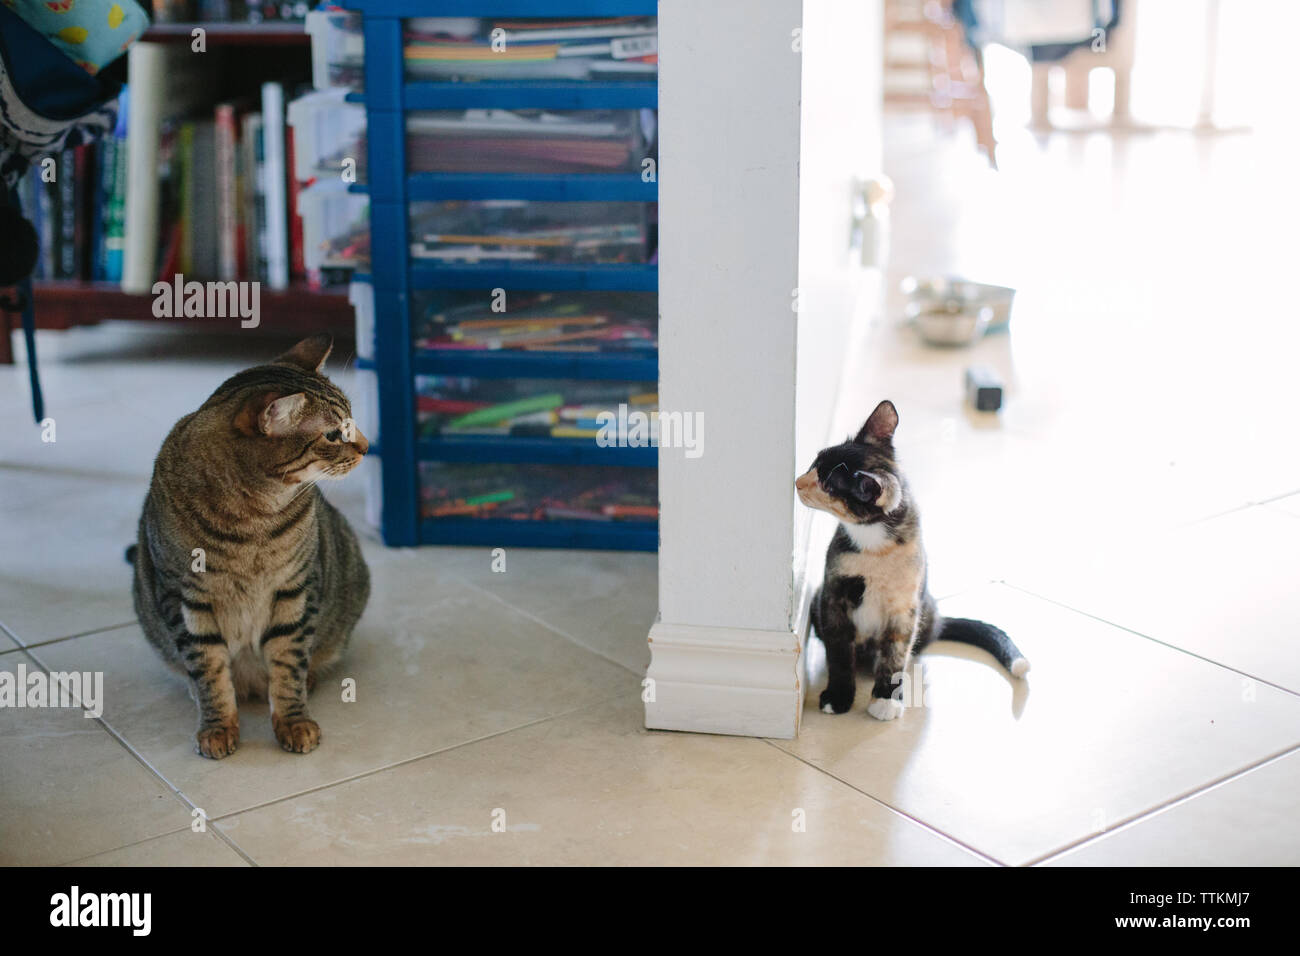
[298,182,370,272]
[306,8,365,91]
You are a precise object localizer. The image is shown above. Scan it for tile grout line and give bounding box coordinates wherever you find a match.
[759,738,1008,867]
[51,822,254,868]
[17,622,634,861]
[7,593,642,860]
[1167,495,1300,531]
[1253,488,1300,508]
[1026,743,1300,866]
[997,580,1300,699]
[14,640,261,867]
[445,569,648,678]
[0,617,139,652]
[209,688,633,824]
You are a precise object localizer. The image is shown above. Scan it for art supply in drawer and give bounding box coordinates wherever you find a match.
[403,16,657,83]
[408,201,651,265]
[420,463,658,522]
[416,376,656,439]
[404,109,654,175]
[414,291,657,352]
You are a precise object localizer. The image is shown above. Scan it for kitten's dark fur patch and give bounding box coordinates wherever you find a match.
[797,400,1028,720]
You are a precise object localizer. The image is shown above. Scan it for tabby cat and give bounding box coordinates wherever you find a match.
[796,400,1029,721]
[130,335,370,758]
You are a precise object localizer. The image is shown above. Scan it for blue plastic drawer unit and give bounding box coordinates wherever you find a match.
[345,0,659,548]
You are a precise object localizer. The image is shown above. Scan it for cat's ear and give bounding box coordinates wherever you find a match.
[275,334,333,373]
[236,392,307,436]
[855,400,899,445]
[259,393,308,436]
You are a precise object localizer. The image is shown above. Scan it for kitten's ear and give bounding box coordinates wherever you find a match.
[236,392,307,436]
[855,400,899,444]
[275,334,333,373]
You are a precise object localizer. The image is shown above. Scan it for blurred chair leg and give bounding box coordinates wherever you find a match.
[1031,62,1052,128]
[1113,65,1133,123]
[1064,63,1091,110]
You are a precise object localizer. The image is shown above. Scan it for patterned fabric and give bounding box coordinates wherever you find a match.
[0,53,116,189]
[0,1,119,190]
[0,0,148,75]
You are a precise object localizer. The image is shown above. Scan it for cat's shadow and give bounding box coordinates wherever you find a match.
[923,641,1031,719]
[803,635,1030,721]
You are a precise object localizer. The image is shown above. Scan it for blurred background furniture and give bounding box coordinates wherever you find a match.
[884,0,996,166]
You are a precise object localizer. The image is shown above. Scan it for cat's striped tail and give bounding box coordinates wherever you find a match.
[937,617,1030,678]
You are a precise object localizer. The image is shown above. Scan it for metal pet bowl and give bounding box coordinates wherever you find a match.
[901,276,1016,343]
[908,301,994,347]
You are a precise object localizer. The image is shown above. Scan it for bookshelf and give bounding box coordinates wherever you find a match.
[0,280,352,364]
[0,19,353,367]
[141,22,311,44]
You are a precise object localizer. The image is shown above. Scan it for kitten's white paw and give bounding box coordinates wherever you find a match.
[821,703,836,714]
[1010,657,1031,678]
[866,697,902,721]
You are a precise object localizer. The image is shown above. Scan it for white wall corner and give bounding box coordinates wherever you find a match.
[645,622,805,739]
[647,0,805,739]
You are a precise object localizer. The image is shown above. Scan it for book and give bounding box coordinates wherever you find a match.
[72,144,93,279]
[286,125,305,280]
[241,112,264,281]
[260,82,290,290]
[215,103,241,281]
[123,44,165,292]
[55,149,76,279]
[122,42,214,291]
[102,96,130,283]
[188,121,219,280]
[92,136,114,280]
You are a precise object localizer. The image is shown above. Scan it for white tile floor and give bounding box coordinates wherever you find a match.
[2,114,1298,866]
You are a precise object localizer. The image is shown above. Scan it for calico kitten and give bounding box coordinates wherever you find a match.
[795,400,1028,721]
[130,335,370,758]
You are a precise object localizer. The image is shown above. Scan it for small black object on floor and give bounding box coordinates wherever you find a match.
[965,365,1003,412]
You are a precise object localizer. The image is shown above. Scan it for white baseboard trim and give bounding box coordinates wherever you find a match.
[643,621,805,739]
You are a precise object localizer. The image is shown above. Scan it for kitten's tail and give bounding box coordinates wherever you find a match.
[936,617,1030,678]
[124,544,137,565]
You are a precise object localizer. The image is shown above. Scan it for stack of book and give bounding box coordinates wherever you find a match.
[22,65,328,291]
[16,117,127,284]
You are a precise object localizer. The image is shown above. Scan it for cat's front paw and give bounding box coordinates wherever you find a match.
[273,715,321,754]
[195,723,240,759]
[866,697,903,722]
[819,685,854,715]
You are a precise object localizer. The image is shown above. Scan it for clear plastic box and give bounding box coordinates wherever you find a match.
[419,462,657,522]
[411,289,656,353]
[408,200,649,265]
[297,182,370,272]
[305,8,365,91]
[402,16,657,84]
[415,375,655,439]
[287,88,367,183]
[405,108,653,175]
